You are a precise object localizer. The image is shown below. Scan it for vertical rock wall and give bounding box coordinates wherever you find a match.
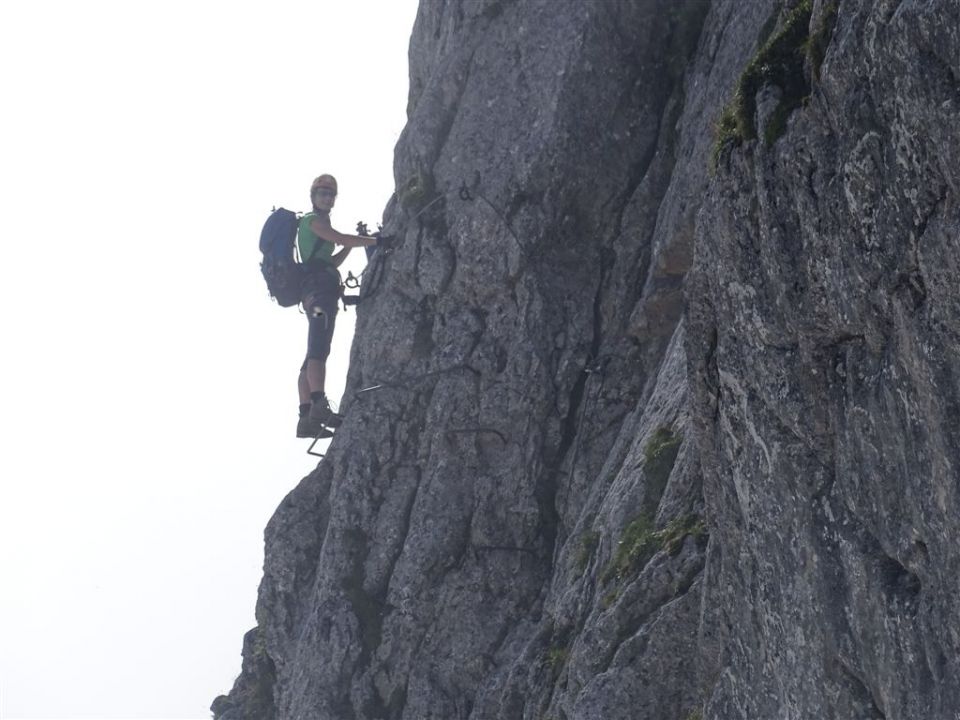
[689,0,960,717]
[214,1,960,718]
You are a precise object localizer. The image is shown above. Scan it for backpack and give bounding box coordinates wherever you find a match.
[259,207,306,307]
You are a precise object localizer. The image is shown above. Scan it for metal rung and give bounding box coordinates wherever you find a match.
[307,436,325,457]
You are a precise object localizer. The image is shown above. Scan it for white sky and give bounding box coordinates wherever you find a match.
[0,1,419,717]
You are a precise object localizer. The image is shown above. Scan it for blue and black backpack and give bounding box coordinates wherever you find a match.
[259,207,306,307]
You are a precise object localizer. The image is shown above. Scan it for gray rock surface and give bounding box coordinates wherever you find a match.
[214,1,960,718]
[689,1,960,717]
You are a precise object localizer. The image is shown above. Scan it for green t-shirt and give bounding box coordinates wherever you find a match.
[297,212,336,273]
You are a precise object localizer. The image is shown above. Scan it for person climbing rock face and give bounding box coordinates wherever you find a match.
[296,174,379,438]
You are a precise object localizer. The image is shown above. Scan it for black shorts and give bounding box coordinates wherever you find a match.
[301,270,341,362]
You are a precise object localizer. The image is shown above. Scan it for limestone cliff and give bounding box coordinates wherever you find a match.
[214,1,960,718]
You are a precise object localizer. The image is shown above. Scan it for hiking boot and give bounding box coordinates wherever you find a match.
[309,394,343,428]
[297,415,334,439]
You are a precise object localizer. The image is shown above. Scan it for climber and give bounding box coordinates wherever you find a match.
[297,174,379,438]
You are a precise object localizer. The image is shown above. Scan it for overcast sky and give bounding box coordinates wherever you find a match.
[0,0,419,717]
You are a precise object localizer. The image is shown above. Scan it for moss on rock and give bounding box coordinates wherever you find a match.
[398,171,434,213]
[712,0,817,166]
[575,530,600,574]
[643,426,683,511]
[601,513,706,584]
[602,513,658,584]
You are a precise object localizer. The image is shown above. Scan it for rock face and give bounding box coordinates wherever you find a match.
[214,1,960,718]
[689,0,960,717]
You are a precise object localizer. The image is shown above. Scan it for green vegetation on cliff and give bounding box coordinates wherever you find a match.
[713,0,838,166]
